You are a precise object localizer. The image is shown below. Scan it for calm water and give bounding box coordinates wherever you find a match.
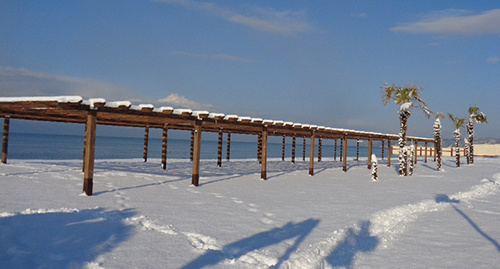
[6,133,382,160]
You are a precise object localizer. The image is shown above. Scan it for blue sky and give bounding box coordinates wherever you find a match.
[1,0,499,140]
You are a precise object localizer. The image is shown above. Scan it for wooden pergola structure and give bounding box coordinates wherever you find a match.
[0,96,434,196]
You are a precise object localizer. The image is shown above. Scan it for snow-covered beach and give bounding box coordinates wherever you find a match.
[1,156,499,268]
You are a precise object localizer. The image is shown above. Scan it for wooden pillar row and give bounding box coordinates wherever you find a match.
[226,132,231,161]
[83,110,97,196]
[217,128,223,167]
[143,126,149,162]
[309,131,315,176]
[191,120,202,186]
[2,117,10,164]
[261,126,268,180]
[342,135,348,172]
[161,124,168,170]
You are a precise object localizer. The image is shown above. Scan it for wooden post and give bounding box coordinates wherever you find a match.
[83,110,97,196]
[387,140,391,167]
[161,124,168,170]
[340,137,343,162]
[424,142,428,163]
[368,138,372,169]
[334,139,337,161]
[143,126,149,162]
[82,122,87,172]
[190,129,195,161]
[217,128,223,167]
[381,140,385,160]
[282,135,286,161]
[291,134,296,163]
[414,141,418,164]
[258,132,262,163]
[261,126,268,180]
[303,137,306,161]
[432,147,436,162]
[309,131,315,176]
[318,137,322,162]
[1,117,10,164]
[356,140,360,161]
[192,120,202,186]
[226,132,231,161]
[342,135,348,172]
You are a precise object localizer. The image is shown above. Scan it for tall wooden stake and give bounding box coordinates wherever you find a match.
[309,131,315,176]
[226,132,231,161]
[282,135,286,161]
[414,141,418,164]
[381,140,385,160]
[356,140,360,161]
[424,142,428,163]
[334,139,337,161]
[342,135,347,172]
[83,110,97,196]
[387,140,391,167]
[1,117,10,164]
[258,132,262,163]
[143,126,149,162]
[192,120,202,186]
[318,137,322,162]
[190,129,194,161]
[367,138,373,169]
[303,137,306,161]
[261,126,268,180]
[161,124,168,170]
[291,134,296,163]
[217,128,223,167]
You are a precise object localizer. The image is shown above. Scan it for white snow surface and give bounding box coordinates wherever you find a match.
[1,157,500,268]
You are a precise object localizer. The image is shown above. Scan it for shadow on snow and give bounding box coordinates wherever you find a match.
[0,208,135,268]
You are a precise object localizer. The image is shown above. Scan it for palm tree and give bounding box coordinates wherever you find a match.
[381,83,431,176]
[448,113,466,168]
[433,112,444,171]
[467,106,487,164]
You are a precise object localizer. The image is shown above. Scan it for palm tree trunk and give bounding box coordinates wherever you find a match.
[467,117,474,164]
[433,119,442,171]
[454,129,461,168]
[398,111,410,176]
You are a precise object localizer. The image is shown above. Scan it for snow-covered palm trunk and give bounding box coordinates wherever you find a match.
[454,128,461,168]
[398,107,411,176]
[467,116,474,164]
[433,118,442,171]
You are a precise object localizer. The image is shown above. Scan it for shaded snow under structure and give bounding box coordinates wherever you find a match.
[0,96,434,195]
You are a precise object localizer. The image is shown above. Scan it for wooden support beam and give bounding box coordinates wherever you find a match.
[192,120,202,186]
[261,126,268,180]
[291,134,296,163]
[414,141,418,164]
[381,140,385,160]
[334,139,337,161]
[342,135,347,172]
[309,131,315,176]
[2,117,10,164]
[387,140,391,167]
[318,137,322,162]
[282,135,286,161]
[340,137,343,162]
[356,140,360,161]
[368,138,373,169]
[143,126,149,162]
[83,110,97,196]
[258,132,262,163]
[425,142,428,163]
[303,137,306,161]
[190,129,194,161]
[226,132,231,161]
[217,128,223,167]
[161,124,168,170]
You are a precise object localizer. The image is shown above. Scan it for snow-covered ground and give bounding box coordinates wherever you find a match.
[1,157,499,268]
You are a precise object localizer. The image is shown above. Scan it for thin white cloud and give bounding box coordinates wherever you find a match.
[351,12,368,18]
[0,66,141,101]
[172,51,254,63]
[487,57,500,64]
[158,93,213,110]
[154,0,314,36]
[391,8,500,35]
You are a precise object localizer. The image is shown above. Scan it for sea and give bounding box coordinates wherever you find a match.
[6,133,382,160]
